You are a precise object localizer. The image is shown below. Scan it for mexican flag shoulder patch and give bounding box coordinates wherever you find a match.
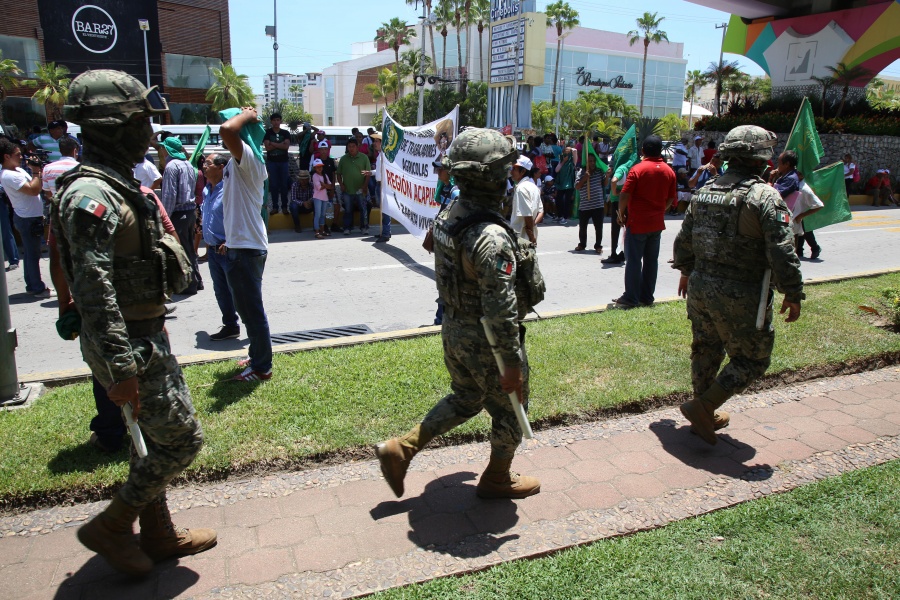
[76,197,107,219]
[497,257,513,275]
[776,210,791,225]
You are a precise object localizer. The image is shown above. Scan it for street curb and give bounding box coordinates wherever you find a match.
[22,267,900,387]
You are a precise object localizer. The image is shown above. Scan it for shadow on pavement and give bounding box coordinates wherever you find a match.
[53,554,199,599]
[47,442,127,475]
[371,243,435,281]
[7,292,51,305]
[193,331,247,353]
[370,471,520,558]
[649,418,773,480]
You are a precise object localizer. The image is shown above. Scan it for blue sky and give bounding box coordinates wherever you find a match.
[228,0,899,94]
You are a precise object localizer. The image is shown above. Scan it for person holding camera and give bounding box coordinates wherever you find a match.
[0,138,54,297]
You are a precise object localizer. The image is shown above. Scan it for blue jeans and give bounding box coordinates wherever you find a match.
[224,248,271,372]
[12,214,46,294]
[208,250,238,328]
[266,161,290,212]
[342,192,368,231]
[0,199,19,266]
[623,229,661,306]
[313,198,327,231]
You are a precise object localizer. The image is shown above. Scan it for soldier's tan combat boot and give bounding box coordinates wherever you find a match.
[375,424,434,497]
[139,495,218,562]
[681,382,731,446]
[476,456,541,499]
[77,494,153,576]
[691,410,730,434]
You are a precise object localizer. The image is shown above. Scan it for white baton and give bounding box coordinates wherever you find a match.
[756,268,772,331]
[480,317,534,440]
[122,403,148,458]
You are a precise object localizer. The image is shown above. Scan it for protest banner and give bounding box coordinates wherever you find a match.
[381,107,459,240]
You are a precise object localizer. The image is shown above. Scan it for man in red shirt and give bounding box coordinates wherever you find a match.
[614,135,677,308]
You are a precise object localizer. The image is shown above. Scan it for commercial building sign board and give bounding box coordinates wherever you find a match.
[488,12,546,88]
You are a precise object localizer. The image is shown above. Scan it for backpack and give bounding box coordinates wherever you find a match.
[449,212,546,316]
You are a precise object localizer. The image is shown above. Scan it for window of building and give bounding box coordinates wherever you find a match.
[165,54,222,89]
[325,76,335,126]
[3,98,45,131]
[0,35,39,77]
[168,103,219,124]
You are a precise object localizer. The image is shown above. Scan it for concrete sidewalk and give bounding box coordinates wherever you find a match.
[3,366,900,599]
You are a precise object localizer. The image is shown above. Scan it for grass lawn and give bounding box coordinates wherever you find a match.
[371,460,900,599]
[2,272,900,508]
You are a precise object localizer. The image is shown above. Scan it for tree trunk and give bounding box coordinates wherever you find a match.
[442,33,447,74]
[456,23,463,84]
[394,50,401,102]
[837,85,848,118]
[478,25,484,82]
[551,38,562,106]
[639,40,648,114]
[429,25,437,72]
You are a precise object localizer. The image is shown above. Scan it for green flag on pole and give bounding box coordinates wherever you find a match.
[785,97,824,177]
[611,124,638,175]
[803,162,852,231]
[189,125,212,169]
[582,137,608,173]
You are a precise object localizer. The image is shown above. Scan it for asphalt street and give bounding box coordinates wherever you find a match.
[6,204,900,378]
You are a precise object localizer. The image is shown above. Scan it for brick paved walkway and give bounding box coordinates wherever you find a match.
[3,367,900,599]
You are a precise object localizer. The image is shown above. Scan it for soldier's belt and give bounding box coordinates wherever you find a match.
[125,317,165,338]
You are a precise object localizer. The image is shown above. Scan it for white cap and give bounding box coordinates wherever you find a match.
[544,175,554,182]
[877,169,886,174]
[886,169,891,175]
[312,158,324,167]
[514,155,533,171]
[694,135,703,140]
[317,140,329,149]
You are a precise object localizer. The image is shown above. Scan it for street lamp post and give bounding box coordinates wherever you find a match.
[417,3,429,126]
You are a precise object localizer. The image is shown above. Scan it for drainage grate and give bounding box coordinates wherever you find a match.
[270,324,374,345]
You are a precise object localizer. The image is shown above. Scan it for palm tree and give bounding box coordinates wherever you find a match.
[288,83,304,105]
[406,0,437,72]
[471,0,490,82]
[364,67,399,114]
[205,63,255,112]
[684,69,706,124]
[450,0,464,81]
[375,17,416,99]
[826,61,872,118]
[628,12,669,115]
[25,62,70,122]
[546,1,580,107]
[702,59,740,116]
[433,0,454,76]
[0,50,24,125]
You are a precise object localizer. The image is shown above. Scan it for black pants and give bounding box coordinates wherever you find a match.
[90,376,125,450]
[578,207,604,249]
[607,201,621,254]
[557,188,574,219]
[795,231,819,254]
[172,208,202,292]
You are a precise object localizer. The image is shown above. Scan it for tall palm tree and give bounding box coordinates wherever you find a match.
[546,1,580,107]
[398,48,432,96]
[471,0,490,82]
[0,50,24,125]
[288,83,304,105]
[406,0,437,72]
[205,63,255,111]
[628,11,668,115]
[702,59,740,116]
[433,0,454,76]
[25,62,70,122]
[375,17,416,100]
[364,67,399,114]
[826,61,872,118]
[449,0,464,81]
[684,69,706,124]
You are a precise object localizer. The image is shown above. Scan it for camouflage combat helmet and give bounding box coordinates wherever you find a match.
[447,128,519,184]
[718,125,777,161]
[64,70,169,126]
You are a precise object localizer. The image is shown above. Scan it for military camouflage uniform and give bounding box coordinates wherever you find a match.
[53,163,204,509]
[672,125,804,402]
[426,199,529,459]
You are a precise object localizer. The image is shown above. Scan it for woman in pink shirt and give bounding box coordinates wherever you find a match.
[311,159,333,238]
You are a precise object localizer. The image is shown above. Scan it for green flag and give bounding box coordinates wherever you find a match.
[803,162,852,232]
[189,125,211,169]
[785,97,824,177]
[582,138,608,173]
[611,125,638,176]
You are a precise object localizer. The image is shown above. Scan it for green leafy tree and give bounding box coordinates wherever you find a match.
[826,61,872,118]
[288,83,304,104]
[375,17,416,101]
[546,1,580,107]
[373,80,484,129]
[703,59,740,116]
[684,69,706,123]
[0,50,24,125]
[406,0,437,71]
[867,77,900,110]
[264,99,312,132]
[364,67,399,114]
[449,0,465,82]
[628,12,668,115]
[206,63,255,112]
[810,75,834,117]
[25,62,70,122]
[398,48,432,97]
[470,0,490,82]
[433,0,454,75]
[531,100,557,135]
[654,112,688,140]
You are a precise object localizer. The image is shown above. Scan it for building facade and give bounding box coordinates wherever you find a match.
[0,0,230,128]
[263,73,316,106]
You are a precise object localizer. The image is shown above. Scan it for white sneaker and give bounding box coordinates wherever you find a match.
[33,288,56,299]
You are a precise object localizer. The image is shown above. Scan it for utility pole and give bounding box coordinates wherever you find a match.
[417,1,427,126]
[512,13,523,130]
[715,22,728,116]
[0,243,31,407]
[554,78,564,138]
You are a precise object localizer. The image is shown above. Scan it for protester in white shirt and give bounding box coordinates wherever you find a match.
[509,155,542,244]
[133,154,163,189]
[792,177,824,260]
[687,135,704,173]
[0,138,53,296]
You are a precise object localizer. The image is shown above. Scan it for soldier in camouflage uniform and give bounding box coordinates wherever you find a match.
[672,125,804,445]
[51,70,216,576]
[375,128,541,500]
